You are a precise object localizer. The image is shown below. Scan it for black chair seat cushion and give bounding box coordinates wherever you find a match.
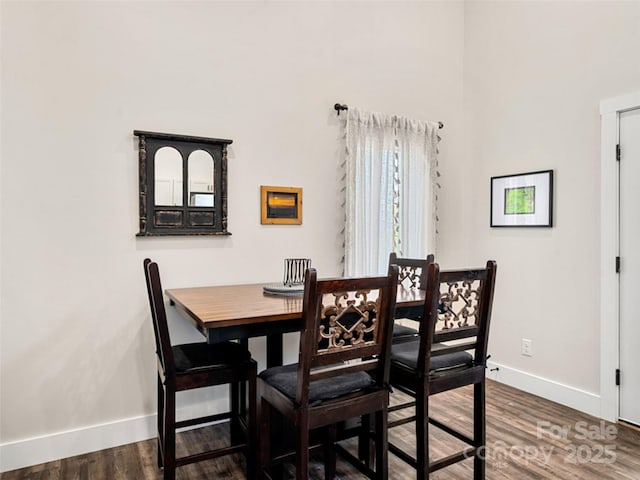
[392,323,419,338]
[173,341,251,372]
[259,363,375,404]
[391,339,473,373]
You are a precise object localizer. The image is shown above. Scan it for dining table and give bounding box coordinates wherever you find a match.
[166,282,426,368]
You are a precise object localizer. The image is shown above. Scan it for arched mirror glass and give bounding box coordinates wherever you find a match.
[154,146,183,206]
[188,149,214,207]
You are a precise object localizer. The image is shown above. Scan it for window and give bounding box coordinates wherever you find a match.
[342,109,440,275]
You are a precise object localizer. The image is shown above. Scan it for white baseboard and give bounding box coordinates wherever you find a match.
[0,414,156,473]
[487,360,601,419]
[2,364,603,473]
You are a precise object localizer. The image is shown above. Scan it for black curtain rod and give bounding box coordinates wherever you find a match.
[334,103,444,129]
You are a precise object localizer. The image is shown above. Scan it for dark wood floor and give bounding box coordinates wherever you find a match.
[3,380,640,479]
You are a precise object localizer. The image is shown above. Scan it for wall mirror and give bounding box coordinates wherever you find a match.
[154,146,183,206]
[134,130,232,236]
[188,149,214,207]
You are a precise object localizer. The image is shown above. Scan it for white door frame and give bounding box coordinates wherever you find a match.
[600,91,640,422]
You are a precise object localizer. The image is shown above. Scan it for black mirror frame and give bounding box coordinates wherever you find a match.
[134,130,232,236]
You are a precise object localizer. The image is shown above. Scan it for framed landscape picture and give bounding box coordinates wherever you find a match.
[490,170,553,227]
[260,186,302,225]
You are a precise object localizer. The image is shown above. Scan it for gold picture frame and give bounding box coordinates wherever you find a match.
[260,186,302,225]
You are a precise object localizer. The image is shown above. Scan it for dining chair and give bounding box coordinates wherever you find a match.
[388,260,497,479]
[143,259,257,480]
[257,266,399,480]
[389,252,434,343]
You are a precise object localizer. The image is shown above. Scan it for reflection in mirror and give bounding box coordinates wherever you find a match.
[154,147,183,206]
[188,149,214,207]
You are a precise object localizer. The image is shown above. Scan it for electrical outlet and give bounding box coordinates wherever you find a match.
[521,338,533,357]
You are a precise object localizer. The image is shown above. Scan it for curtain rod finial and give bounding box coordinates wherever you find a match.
[334,103,348,115]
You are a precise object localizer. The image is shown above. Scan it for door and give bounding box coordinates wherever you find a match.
[619,107,640,426]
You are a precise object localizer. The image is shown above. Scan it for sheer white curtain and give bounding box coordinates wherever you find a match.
[343,108,440,276]
[395,116,440,259]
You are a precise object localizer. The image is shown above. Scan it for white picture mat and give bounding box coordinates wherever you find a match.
[491,171,552,226]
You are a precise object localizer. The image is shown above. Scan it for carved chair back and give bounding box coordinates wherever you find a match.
[418,261,497,377]
[295,266,399,407]
[389,253,435,325]
[389,252,435,290]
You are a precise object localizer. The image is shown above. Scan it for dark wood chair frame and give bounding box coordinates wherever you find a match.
[143,259,257,480]
[389,253,435,343]
[257,266,399,480]
[388,261,497,480]
[344,253,435,466]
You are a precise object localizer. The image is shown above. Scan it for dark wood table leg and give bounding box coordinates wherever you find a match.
[239,338,249,417]
[266,333,284,368]
[230,380,242,445]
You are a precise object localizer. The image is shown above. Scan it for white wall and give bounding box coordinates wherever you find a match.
[6,0,637,472]
[0,0,464,470]
[462,0,640,410]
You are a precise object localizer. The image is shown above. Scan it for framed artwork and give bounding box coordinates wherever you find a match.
[490,170,553,227]
[260,186,302,225]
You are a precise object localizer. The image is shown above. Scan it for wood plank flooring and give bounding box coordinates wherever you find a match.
[3,380,640,479]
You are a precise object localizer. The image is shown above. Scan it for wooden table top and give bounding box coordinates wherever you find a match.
[166,282,426,330]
